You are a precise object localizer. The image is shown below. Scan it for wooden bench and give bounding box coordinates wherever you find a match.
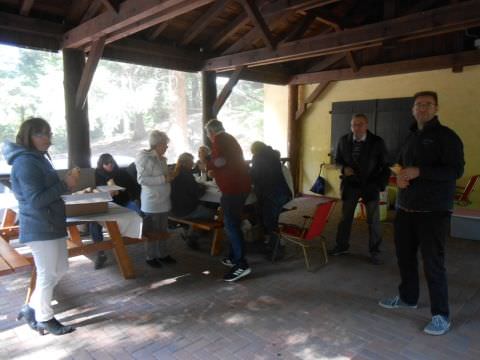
[0,236,32,276]
[168,216,224,256]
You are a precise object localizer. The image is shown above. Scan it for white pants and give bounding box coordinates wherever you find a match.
[28,238,69,322]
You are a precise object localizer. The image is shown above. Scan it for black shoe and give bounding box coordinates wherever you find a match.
[186,236,199,250]
[328,246,349,256]
[221,257,234,267]
[157,255,177,264]
[370,253,384,265]
[17,304,37,330]
[223,265,251,282]
[145,259,163,268]
[94,252,107,270]
[36,317,75,336]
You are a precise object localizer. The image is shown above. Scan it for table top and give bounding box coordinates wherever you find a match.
[198,180,256,205]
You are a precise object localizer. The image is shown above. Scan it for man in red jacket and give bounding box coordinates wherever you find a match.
[205,119,252,281]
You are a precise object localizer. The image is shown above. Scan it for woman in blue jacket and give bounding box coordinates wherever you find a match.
[2,118,78,336]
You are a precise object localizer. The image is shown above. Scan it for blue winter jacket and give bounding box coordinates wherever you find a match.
[2,141,68,243]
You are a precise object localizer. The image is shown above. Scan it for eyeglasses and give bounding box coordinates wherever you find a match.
[413,103,436,109]
[33,131,53,138]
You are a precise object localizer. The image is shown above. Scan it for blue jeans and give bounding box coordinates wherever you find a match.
[221,193,248,268]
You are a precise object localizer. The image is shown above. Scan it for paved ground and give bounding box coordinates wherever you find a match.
[1,202,480,360]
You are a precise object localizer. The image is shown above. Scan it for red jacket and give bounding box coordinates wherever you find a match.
[207,132,251,195]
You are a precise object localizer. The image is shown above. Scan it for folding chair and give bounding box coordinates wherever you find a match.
[455,175,479,206]
[274,196,338,271]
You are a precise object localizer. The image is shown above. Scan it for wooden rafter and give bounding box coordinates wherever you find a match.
[19,0,34,16]
[147,21,170,40]
[63,0,216,49]
[280,13,316,44]
[65,0,91,25]
[80,1,103,24]
[213,66,245,116]
[239,0,276,50]
[204,0,480,71]
[75,37,106,108]
[180,0,229,46]
[315,11,358,72]
[98,0,118,13]
[289,50,480,85]
[209,0,339,51]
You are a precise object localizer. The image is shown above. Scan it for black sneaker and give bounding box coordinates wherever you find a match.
[328,246,349,256]
[223,266,251,282]
[158,255,177,264]
[221,257,234,267]
[146,259,163,268]
[94,252,107,270]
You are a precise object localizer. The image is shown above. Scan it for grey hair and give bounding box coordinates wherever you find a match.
[205,119,225,134]
[149,130,169,148]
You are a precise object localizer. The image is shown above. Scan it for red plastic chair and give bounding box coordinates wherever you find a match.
[276,196,338,271]
[455,175,479,206]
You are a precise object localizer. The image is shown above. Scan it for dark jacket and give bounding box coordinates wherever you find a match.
[250,145,291,201]
[397,117,464,211]
[95,167,138,207]
[336,130,390,201]
[170,168,206,217]
[2,141,68,243]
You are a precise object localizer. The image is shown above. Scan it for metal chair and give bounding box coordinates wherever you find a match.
[274,196,338,271]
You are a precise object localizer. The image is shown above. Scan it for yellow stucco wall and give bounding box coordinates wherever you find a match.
[300,65,480,205]
[264,84,289,156]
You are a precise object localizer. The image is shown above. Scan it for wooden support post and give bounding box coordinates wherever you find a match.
[288,85,300,194]
[63,49,91,168]
[202,71,217,146]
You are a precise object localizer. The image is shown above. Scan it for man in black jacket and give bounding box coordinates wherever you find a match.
[329,113,390,265]
[379,91,464,336]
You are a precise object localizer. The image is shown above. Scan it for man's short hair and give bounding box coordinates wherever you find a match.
[352,113,368,123]
[413,91,438,105]
[205,119,225,134]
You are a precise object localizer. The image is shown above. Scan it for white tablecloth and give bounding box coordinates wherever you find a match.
[67,203,142,239]
[198,181,256,205]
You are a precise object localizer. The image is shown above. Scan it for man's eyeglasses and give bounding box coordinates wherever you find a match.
[414,103,436,109]
[33,131,53,138]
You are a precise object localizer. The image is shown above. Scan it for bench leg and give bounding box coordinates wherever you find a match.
[25,266,36,304]
[210,229,223,256]
[105,221,136,279]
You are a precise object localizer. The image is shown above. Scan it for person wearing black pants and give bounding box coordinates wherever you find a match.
[379,91,464,336]
[329,113,390,265]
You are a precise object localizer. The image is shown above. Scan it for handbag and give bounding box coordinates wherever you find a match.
[310,163,326,195]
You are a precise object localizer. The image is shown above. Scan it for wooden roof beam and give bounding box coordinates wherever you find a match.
[147,21,170,40]
[279,13,317,44]
[209,0,339,51]
[62,0,216,49]
[239,0,276,50]
[80,1,103,24]
[98,0,118,13]
[65,0,91,25]
[203,0,480,71]
[295,81,331,120]
[19,0,35,16]
[180,0,229,46]
[315,11,359,72]
[289,50,480,84]
[75,37,106,109]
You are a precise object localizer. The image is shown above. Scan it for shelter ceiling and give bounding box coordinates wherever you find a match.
[0,0,479,84]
